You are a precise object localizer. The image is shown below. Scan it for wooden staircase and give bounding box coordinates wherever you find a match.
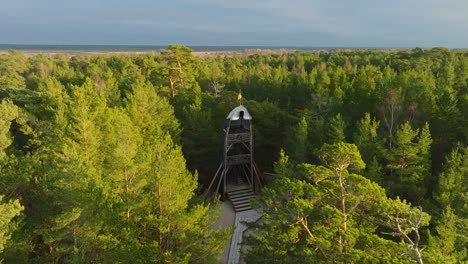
[227,187,256,212]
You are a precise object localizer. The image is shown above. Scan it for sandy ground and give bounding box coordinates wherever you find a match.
[212,201,236,264]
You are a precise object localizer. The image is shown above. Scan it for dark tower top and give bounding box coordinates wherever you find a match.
[225,105,252,132]
[226,105,252,121]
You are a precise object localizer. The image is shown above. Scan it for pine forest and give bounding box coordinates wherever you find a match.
[0,46,467,263]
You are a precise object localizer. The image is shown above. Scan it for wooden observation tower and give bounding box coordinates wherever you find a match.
[205,105,263,206]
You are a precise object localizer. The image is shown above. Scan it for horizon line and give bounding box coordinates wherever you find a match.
[0,43,463,50]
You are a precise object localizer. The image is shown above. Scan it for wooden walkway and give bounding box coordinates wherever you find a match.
[227,209,261,264]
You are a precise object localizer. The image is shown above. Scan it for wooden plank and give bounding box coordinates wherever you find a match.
[226,154,251,165]
[227,132,251,144]
[228,210,262,263]
[204,163,224,197]
[229,192,255,200]
[227,189,254,196]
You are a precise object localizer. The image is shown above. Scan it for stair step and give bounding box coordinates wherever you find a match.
[233,202,252,209]
[230,194,256,202]
[227,188,253,196]
[229,195,256,203]
[229,195,254,200]
[231,198,252,204]
[230,197,254,204]
[234,205,253,212]
[234,202,252,209]
[227,187,257,212]
[229,190,254,196]
[229,192,255,199]
[229,197,256,212]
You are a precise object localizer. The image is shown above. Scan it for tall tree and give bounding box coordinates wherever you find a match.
[124,84,231,263]
[0,50,28,90]
[353,112,382,162]
[285,116,308,163]
[0,99,18,158]
[0,99,23,258]
[426,145,468,262]
[326,113,346,144]
[245,143,428,263]
[379,89,402,148]
[161,45,197,97]
[0,196,23,257]
[434,145,465,209]
[384,122,432,203]
[353,113,383,183]
[197,58,226,96]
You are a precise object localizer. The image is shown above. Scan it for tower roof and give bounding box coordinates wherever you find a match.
[226,105,252,121]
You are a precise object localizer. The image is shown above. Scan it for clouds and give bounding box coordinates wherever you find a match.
[198,0,356,36]
[0,0,466,47]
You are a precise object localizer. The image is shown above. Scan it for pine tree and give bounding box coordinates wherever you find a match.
[384,122,431,204]
[244,143,427,263]
[378,89,402,148]
[426,206,462,263]
[123,84,231,263]
[353,113,384,183]
[40,78,109,262]
[426,145,468,262]
[326,113,346,144]
[104,108,144,222]
[0,99,23,257]
[0,51,28,89]
[126,81,180,141]
[285,116,308,163]
[161,45,197,97]
[353,113,382,163]
[434,144,464,209]
[0,99,18,159]
[172,84,219,179]
[0,196,23,255]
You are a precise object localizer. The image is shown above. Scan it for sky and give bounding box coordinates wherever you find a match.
[0,0,467,48]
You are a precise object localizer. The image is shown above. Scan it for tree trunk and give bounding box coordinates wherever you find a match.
[337,167,348,252]
[170,78,176,97]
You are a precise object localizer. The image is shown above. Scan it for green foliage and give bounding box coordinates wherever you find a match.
[427,145,468,262]
[353,113,382,162]
[426,206,465,263]
[197,58,226,96]
[318,142,365,172]
[0,46,467,262]
[0,99,18,159]
[434,144,465,209]
[244,99,287,168]
[0,196,23,255]
[245,143,428,263]
[353,113,384,183]
[0,51,231,262]
[0,97,23,261]
[0,51,28,89]
[326,113,346,144]
[384,122,432,203]
[161,44,197,97]
[285,116,308,163]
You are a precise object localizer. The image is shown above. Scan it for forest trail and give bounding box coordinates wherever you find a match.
[227,209,262,264]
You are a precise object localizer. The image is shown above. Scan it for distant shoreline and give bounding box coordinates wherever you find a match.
[0,44,393,51]
[0,45,464,58]
[0,49,314,58]
[0,48,405,58]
